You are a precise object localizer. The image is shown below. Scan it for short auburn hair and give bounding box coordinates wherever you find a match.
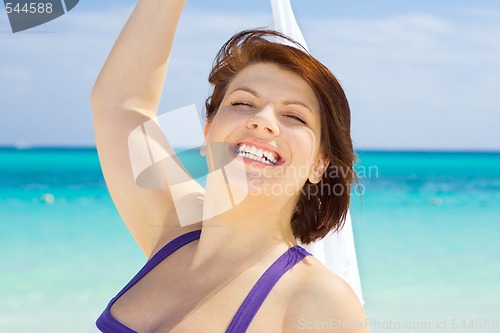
[205,29,356,244]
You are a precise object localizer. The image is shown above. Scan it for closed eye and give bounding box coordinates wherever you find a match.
[231,101,253,107]
[285,114,307,125]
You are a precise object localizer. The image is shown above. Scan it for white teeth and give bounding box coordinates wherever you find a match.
[236,143,278,165]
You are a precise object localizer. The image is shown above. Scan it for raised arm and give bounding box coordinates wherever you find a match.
[91,0,199,256]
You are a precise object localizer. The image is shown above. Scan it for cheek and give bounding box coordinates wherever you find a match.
[289,128,319,159]
[281,130,317,181]
[206,111,241,141]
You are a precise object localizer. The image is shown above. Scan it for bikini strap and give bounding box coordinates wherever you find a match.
[225,246,310,333]
[96,230,202,333]
[111,230,201,303]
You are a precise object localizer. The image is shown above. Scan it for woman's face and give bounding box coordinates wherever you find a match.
[204,62,327,201]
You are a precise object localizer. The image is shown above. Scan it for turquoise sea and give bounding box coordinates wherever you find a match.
[1,148,499,333]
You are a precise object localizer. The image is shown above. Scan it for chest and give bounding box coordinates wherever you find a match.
[109,250,296,333]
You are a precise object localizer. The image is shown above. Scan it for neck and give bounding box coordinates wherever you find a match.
[193,195,298,266]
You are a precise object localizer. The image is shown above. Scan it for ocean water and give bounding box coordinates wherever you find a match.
[1,148,499,333]
[350,151,500,332]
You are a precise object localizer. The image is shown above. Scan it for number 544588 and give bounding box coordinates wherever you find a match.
[5,2,54,14]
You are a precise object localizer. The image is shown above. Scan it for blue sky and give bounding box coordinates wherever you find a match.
[1,0,499,150]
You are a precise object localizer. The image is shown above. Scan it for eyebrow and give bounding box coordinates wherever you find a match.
[228,87,260,98]
[282,100,313,114]
[228,87,313,114]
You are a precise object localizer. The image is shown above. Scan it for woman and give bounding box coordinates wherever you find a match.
[90,0,368,332]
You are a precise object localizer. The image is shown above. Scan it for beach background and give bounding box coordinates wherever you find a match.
[1,148,499,332]
[1,0,500,332]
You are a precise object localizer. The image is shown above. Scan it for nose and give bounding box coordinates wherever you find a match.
[246,104,280,136]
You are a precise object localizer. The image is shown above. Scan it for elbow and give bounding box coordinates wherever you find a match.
[90,80,107,114]
[90,80,123,117]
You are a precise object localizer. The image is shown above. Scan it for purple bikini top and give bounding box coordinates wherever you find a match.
[95,230,310,332]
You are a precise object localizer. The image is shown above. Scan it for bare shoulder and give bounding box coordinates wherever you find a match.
[284,257,370,333]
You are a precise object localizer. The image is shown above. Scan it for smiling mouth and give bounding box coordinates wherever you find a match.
[235,143,281,166]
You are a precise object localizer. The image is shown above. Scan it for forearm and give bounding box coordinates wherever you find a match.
[91,0,187,116]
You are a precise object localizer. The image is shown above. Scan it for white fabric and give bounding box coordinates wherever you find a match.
[270,0,308,49]
[270,0,364,305]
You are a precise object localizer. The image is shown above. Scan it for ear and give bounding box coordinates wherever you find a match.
[308,156,330,184]
[204,121,211,137]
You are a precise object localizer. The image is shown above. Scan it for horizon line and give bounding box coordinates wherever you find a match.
[1,144,499,154]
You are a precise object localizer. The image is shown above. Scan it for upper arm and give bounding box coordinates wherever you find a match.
[92,103,202,256]
[88,0,195,256]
